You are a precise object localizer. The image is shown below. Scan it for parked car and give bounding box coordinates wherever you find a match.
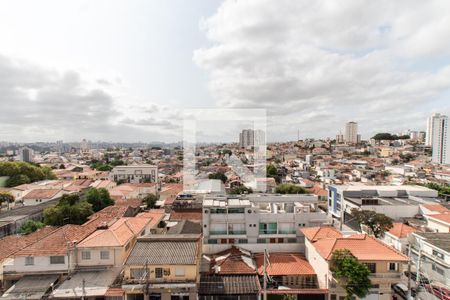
[392,283,417,300]
[404,271,430,284]
[424,285,450,300]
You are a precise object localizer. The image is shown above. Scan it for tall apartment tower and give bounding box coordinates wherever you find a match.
[344,121,359,144]
[427,113,443,146]
[239,129,265,148]
[430,114,449,164]
[18,147,34,163]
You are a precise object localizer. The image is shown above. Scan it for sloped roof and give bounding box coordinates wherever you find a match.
[387,223,417,238]
[126,235,200,265]
[22,189,60,200]
[302,226,342,242]
[199,275,260,295]
[208,246,256,275]
[427,213,450,225]
[254,253,316,276]
[0,227,57,261]
[78,217,150,248]
[311,233,409,261]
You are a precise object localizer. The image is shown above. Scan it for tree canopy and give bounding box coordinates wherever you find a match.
[229,186,253,195]
[144,193,158,209]
[85,188,114,212]
[350,209,393,238]
[424,183,450,197]
[372,133,409,140]
[0,161,56,187]
[330,249,372,300]
[208,172,227,183]
[19,220,45,235]
[275,183,308,194]
[43,194,94,226]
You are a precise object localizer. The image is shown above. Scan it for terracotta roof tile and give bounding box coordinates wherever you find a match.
[422,204,450,214]
[208,246,256,275]
[255,253,316,276]
[388,223,417,238]
[427,213,450,225]
[302,226,342,242]
[22,189,60,200]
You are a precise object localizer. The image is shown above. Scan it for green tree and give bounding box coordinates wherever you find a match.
[0,192,15,210]
[330,249,372,300]
[59,193,80,206]
[208,172,227,183]
[275,183,308,194]
[424,183,450,197]
[144,193,158,209]
[229,186,253,194]
[19,220,45,235]
[44,199,94,226]
[350,209,393,238]
[85,188,114,212]
[0,161,56,187]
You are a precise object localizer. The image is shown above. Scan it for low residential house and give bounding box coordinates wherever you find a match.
[90,179,117,191]
[110,183,158,201]
[420,203,450,233]
[199,246,260,300]
[76,217,153,269]
[380,223,417,253]
[122,234,201,300]
[409,232,450,287]
[303,226,409,300]
[21,188,67,206]
[0,226,57,291]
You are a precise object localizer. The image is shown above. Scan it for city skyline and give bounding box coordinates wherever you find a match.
[1,0,450,143]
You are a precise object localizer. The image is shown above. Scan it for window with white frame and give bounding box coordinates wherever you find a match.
[175,267,185,277]
[25,257,34,266]
[81,251,91,260]
[100,251,110,260]
[50,256,65,264]
[388,262,398,271]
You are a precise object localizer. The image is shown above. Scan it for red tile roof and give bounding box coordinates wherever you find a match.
[169,210,202,222]
[22,189,60,200]
[208,246,256,275]
[422,204,450,214]
[427,213,450,225]
[255,253,316,276]
[302,226,342,242]
[388,223,417,238]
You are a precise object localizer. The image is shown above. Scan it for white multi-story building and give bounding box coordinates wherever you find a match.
[202,194,329,254]
[238,129,265,148]
[109,164,158,184]
[344,121,360,144]
[429,114,450,164]
[18,147,34,163]
[427,113,442,146]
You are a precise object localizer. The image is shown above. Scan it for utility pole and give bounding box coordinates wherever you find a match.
[407,244,412,300]
[81,279,85,300]
[263,249,267,300]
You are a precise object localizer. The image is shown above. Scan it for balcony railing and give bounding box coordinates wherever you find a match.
[229,230,246,235]
[278,229,296,234]
[370,272,401,279]
[210,230,228,235]
[259,230,278,235]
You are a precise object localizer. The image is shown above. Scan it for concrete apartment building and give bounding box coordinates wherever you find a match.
[429,113,450,164]
[327,184,439,224]
[238,129,265,148]
[202,194,329,254]
[344,122,361,144]
[109,164,158,184]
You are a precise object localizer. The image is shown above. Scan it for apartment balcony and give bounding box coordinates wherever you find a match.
[210,230,228,235]
[370,272,402,279]
[278,229,297,234]
[259,230,278,235]
[229,230,246,235]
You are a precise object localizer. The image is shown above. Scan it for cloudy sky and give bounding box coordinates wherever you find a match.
[1,0,450,143]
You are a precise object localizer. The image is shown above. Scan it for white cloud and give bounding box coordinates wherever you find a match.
[194,0,450,140]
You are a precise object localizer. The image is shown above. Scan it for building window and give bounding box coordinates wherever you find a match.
[432,264,445,276]
[330,295,336,300]
[50,256,65,264]
[207,239,218,244]
[238,239,248,244]
[101,251,110,260]
[81,251,91,260]
[130,268,146,279]
[155,267,163,279]
[432,250,444,260]
[228,208,245,214]
[388,262,397,271]
[25,257,34,266]
[259,223,277,234]
[175,267,185,277]
[364,263,376,273]
[257,238,267,244]
[287,238,297,243]
[210,208,227,214]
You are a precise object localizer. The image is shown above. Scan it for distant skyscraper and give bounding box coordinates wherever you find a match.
[430,114,449,165]
[18,147,34,163]
[427,113,442,146]
[336,134,344,144]
[239,129,265,148]
[344,121,359,144]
